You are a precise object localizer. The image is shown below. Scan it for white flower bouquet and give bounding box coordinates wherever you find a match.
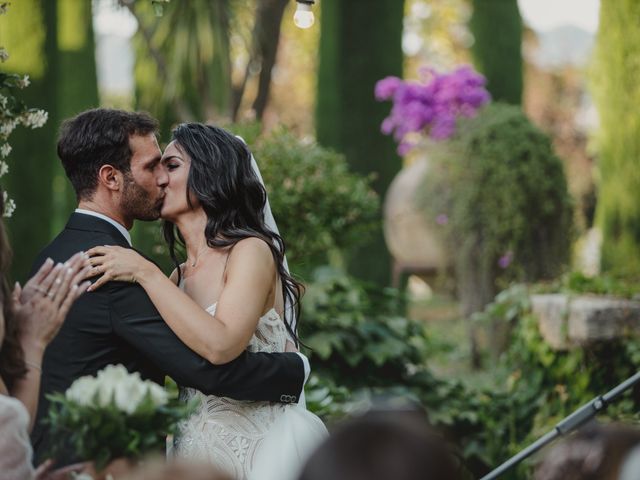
[46,365,192,470]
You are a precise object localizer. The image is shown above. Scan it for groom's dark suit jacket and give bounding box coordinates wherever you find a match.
[30,212,305,465]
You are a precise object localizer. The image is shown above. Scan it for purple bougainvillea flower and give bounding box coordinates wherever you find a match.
[375,76,403,101]
[435,214,448,225]
[498,251,514,269]
[376,64,491,155]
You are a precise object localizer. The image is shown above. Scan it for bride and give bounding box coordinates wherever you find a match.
[86,123,327,480]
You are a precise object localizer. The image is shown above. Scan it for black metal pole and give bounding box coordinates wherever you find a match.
[479,370,640,480]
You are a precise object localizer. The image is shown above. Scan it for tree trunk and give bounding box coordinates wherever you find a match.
[250,0,289,120]
[455,242,496,368]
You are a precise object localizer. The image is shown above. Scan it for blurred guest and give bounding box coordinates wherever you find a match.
[119,457,234,480]
[297,408,463,480]
[534,423,640,480]
[0,189,91,480]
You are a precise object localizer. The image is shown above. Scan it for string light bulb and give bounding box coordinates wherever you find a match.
[294,0,315,29]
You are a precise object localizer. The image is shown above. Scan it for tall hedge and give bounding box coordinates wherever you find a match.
[469,0,522,105]
[591,0,640,276]
[53,0,99,232]
[316,0,404,286]
[0,0,58,281]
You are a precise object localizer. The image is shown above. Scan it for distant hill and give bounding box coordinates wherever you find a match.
[530,24,594,68]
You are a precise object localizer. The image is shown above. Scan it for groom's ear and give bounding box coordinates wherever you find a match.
[97,165,122,192]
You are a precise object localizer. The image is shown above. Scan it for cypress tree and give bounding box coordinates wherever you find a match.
[0,0,58,281]
[591,0,640,276]
[469,0,523,104]
[54,0,99,232]
[316,0,405,286]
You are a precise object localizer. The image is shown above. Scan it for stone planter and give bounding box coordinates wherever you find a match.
[383,156,449,286]
[531,293,640,350]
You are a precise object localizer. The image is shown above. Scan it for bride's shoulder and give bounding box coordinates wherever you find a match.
[228,237,275,269]
[233,237,272,254]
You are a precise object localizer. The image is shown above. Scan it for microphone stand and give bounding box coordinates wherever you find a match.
[479,370,640,480]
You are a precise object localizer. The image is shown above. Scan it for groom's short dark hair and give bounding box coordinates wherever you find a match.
[57,108,158,200]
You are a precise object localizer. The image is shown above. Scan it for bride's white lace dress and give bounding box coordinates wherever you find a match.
[173,302,327,480]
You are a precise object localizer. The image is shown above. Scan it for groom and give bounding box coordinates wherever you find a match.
[29,108,308,465]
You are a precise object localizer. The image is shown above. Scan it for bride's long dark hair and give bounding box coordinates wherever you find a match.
[162,123,303,346]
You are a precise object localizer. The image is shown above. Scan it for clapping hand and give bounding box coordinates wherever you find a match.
[13,252,91,348]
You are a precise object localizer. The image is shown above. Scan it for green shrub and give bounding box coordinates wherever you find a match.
[418,103,573,314]
[300,267,522,477]
[253,128,379,275]
[302,269,640,479]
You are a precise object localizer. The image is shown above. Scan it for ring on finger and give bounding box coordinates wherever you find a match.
[33,285,48,295]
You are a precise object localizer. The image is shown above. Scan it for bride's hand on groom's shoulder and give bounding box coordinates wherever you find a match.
[85,245,157,291]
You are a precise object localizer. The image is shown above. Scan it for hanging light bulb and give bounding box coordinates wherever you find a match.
[294,0,315,29]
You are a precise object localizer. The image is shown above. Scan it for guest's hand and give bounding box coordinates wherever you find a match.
[34,460,86,480]
[13,251,91,350]
[86,245,158,291]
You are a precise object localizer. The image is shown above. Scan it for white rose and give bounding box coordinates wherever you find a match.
[114,374,148,414]
[65,375,98,407]
[146,382,169,407]
[96,364,131,407]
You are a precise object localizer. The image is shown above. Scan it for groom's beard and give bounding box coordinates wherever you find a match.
[121,174,164,221]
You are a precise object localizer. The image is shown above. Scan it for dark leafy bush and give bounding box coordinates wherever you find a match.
[253,128,379,275]
[417,103,573,314]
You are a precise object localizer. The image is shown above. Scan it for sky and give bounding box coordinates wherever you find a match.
[518,0,600,33]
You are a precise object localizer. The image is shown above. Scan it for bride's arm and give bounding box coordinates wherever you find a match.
[86,240,275,364]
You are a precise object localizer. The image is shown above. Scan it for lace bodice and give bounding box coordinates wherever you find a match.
[174,302,291,479]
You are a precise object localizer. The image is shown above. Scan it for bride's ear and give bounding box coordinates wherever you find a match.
[98,165,122,191]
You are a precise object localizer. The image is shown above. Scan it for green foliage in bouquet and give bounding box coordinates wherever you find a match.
[251,127,380,276]
[46,365,194,471]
